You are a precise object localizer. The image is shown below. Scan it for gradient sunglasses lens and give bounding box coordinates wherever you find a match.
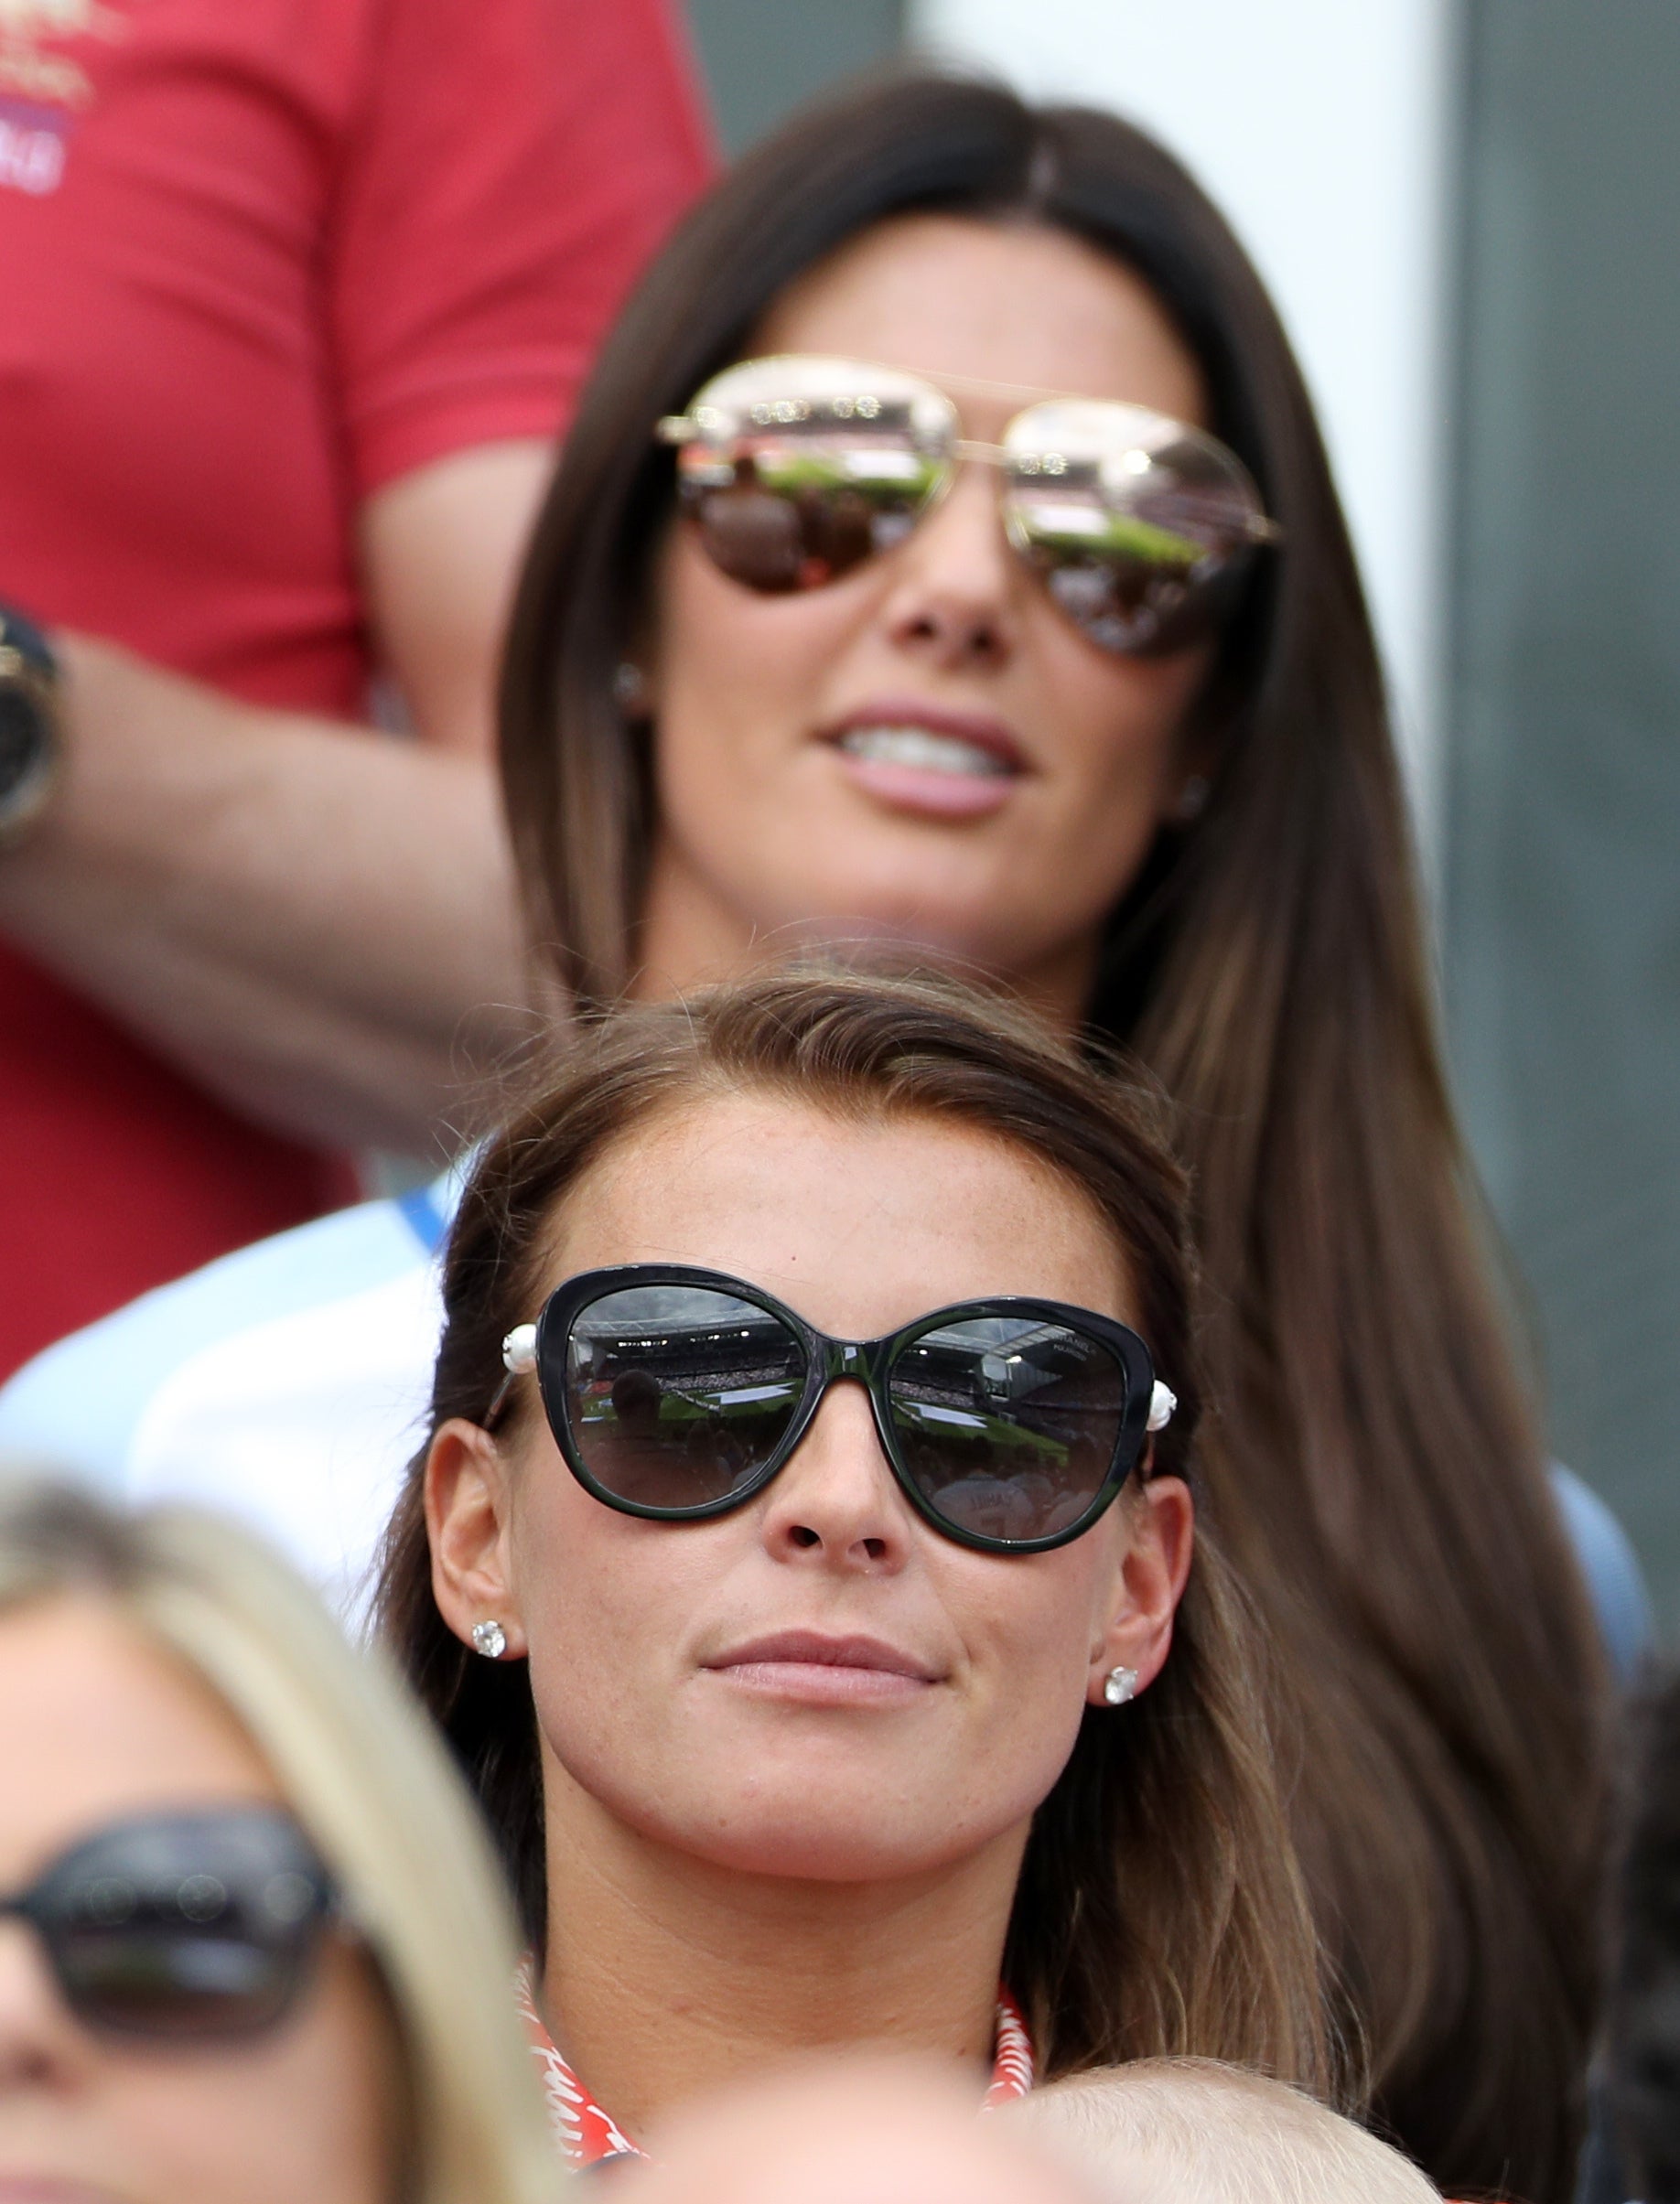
[888,1314,1130,1545]
[31,1809,331,2039]
[1002,400,1272,655]
[561,1282,809,1513]
[663,355,955,593]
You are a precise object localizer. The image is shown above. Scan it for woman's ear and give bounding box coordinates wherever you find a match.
[617,594,664,725]
[1164,682,1226,828]
[425,1417,528,1659]
[1084,1475,1195,1706]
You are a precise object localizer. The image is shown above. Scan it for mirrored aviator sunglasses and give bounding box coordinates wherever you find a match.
[0,1805,338,2041]
[656,353,1281,656]
[500,1264,1176,1556]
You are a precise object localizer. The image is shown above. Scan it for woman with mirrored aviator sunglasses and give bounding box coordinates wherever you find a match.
[0,1479,559,2204]
[382,968,1339,2160]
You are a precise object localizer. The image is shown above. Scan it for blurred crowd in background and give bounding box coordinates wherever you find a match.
[1,2,1676,2201]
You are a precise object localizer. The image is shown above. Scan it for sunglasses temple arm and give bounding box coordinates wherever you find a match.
[484,1324,539,1431]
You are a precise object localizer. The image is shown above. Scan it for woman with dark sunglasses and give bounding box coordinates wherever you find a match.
[0,70,1615,2199]
[380,969,1337,2156]
[0,1479,559,2204]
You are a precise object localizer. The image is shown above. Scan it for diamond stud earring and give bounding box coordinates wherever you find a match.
[470,1619,508,1661]
[1103,1665,1139,1706]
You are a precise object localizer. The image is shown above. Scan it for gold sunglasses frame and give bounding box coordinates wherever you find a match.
[655,352,1282,551]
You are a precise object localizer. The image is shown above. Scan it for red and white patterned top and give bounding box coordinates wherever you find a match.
[516,1964,1035,2166]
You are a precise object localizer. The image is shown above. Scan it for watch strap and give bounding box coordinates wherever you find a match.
[0,604,58,681]
[0,600,63,849]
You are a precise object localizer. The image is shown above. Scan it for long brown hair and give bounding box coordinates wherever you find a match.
[497,74,1610,2200]
[379,967,1336,2099]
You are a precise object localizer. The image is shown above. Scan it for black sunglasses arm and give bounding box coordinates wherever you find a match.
[492,1313,1177,1432]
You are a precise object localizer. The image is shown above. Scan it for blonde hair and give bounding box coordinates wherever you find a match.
[1009,2061,1440,2204]
[0,1477,559,2204]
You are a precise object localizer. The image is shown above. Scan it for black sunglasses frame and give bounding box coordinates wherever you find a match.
[525,1263,1158,1555]
[0,1804,337,2044]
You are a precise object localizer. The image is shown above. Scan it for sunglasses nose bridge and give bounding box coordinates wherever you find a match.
[813,1337,874,1414]
[816,1339,907,1481]
[950,435,1007,471]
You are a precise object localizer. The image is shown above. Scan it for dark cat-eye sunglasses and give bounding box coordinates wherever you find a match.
[488,1263,1177,1556]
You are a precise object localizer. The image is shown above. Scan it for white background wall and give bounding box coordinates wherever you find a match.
[910,0,1456,839]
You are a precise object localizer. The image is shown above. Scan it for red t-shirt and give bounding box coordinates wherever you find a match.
[0,0,711,1373]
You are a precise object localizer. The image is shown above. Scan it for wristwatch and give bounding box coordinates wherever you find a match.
[0,603,63,849]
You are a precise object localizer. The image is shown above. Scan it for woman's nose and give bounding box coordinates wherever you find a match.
[759,1382,913,1572]
[0,1920,86,2093]
[878,463,1022,672]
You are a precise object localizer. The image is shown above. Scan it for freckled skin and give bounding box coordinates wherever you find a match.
[425,1096,1195,2140]
[436,1097,1192,1886]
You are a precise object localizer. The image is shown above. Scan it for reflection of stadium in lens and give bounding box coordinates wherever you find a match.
[662,360,1273,652]
[542,1271,1151,1548]
[565,1286,807,1511]
[888,1317,1125,1543]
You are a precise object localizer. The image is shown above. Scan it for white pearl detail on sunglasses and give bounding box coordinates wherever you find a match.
[503,1323,1176,1433]
[502,1325,538,1373]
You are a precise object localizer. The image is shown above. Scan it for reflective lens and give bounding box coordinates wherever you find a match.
[661,358,1273,655]
[23,1809,331,2040]
[563,1283,809,1512]
[888,1315,1128,1543]
[539,1270,1151,1552]
[669,355,955,592]
[1003,400,1267,655]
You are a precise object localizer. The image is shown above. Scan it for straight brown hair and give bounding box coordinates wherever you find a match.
[496,74,1610,2201]
[379,966,1337,2100]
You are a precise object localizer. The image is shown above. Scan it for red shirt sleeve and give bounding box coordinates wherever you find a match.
[329,0,715,500]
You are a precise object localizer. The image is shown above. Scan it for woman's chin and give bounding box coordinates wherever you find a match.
[617,1772,987,1882]
[748,897,1054,989]
[673,1814,967,1884]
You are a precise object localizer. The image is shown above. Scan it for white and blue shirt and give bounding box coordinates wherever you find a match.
[0,1176,457,1624]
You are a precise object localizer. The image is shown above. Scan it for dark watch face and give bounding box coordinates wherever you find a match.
[0,684,48,794]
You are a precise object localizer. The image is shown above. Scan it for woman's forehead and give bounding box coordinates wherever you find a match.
[0,1595,278,1883]
[538,1091,1135,1336]
[750,212,1207,434]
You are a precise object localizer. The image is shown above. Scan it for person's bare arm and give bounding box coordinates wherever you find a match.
[0,440,552,1156]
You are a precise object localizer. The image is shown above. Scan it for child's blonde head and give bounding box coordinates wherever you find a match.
[1009,2061,1440,2204]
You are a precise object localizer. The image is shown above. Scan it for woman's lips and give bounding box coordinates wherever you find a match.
[822,704,1029,822]
[705,1629,942,1706]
